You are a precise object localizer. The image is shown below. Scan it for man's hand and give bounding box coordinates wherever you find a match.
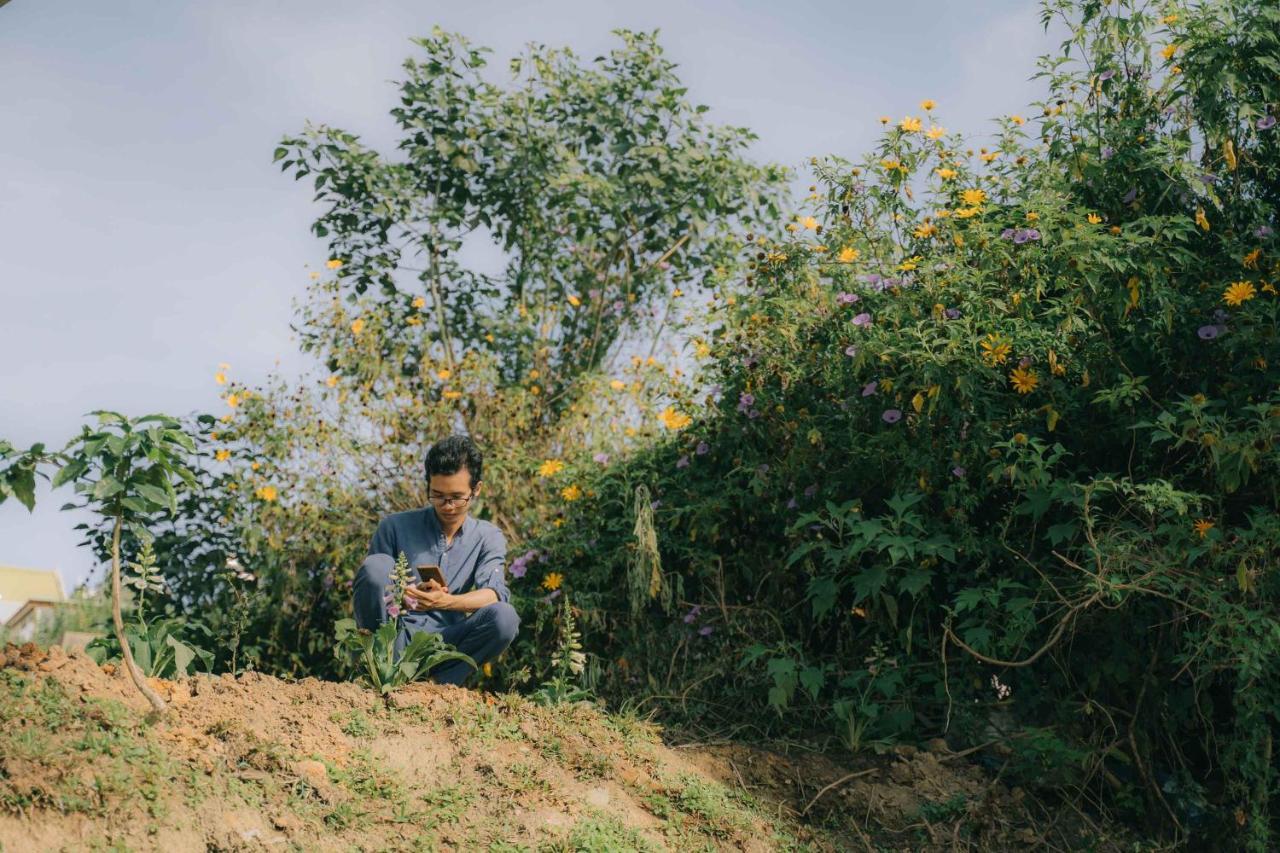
[404,579,454,611]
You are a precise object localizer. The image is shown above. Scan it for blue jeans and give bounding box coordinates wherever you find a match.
[352,554,520,686]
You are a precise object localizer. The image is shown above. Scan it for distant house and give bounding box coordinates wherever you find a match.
[0,565,66,642]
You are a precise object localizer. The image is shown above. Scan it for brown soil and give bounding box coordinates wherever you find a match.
[0,644,1128,851]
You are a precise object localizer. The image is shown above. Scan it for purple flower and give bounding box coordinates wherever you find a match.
[786,496,798,510]
[612,300,625,315]
[588,288,601,301]
[1212,308,1229,324]
[863,273,882,286]
[593,452,610,464]
[695,441,710,455]
[510,562,528,579]
[387,604,401,618]
[1256,226,1275,239]
[1122,187,1138,204]
[737,392,755,412]
[1258,115,1276,131]
[650,499,662,510]
[683,605,701,624]
[804,483,819,498]
[1000,228,1016,240]
[676,455,690,469]
[861,381,878,397]
[851,312,872,327]
[1013,228,1041,244]
[1101,146,1115,160]
[1199,173,1218,185]
[952,466,966,478]
[1099,69,1116,81]
[747,408,760,419]
[844,344,859,357]
[1018,355,1032,368]
[837,292,860,305]
[698,625,714,637]
[882,408,903,424]
[945,307,961,320]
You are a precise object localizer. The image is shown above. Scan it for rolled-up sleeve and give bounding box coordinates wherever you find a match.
[474,527,510,603]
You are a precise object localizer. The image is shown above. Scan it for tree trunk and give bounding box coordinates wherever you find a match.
[111,515,167,714]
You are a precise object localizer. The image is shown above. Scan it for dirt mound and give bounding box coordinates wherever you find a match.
[0,645,1126,851]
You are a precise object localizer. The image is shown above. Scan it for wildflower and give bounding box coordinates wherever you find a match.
[561,484,583,501]
[1195,207,1210,231]
[899,116,922,133]
[852,312,873,327]
[935,167,957,180]
[1243,248,1262,269]
[350,318,365,335]
[1013,228,1041,244]
[1010,115,1025,126]
[945,307,961,320]
[593,452,610,464]
[913,222,938,239]
[952,466,966,477]
[411,296,426,309]
[837,292,861,305]
[845,344,859,357]
[1087,213,1102,224]
[567,294,581,307]
[214,371,227,385]
[962,188,986,206]
[610,379,626,391]
[698,625,714,637]
[898,256,921,271]
[926,126,946,140]
[1258,116,1276,131]
[695,441,710,455]
[683,605,701,625]
[980,334,1012,365]
[309,271,320,280]
[538,459,565,477]
[542,572,564,591]
[879,116,890,124]
[1197,324,1222,340]
[387,603,401,618]
[1223,281,1257,306]
[861,381,878,397]
[255,485,278,502]
[980,151,999,163]
[737,392,756,413]
[675,455,690,469]
[953,207,980,219]
[226,394,240,409]
[326,259,343,269]
[1193,519,1214,538]
[920,99,936,111]
[991,674,1012,700]
[1161,43,1178,60]
[882,408,903,424]
[1010,367,1039,394]
[214,449,230,462]
[838,247,860,263]
[801,216,819,230]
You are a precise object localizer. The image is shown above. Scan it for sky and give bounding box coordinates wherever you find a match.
[0,0,1052,594]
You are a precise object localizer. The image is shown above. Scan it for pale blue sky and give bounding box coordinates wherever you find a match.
[1,0,1049,592]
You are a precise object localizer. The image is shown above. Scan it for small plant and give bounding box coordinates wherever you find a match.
[530,595,591,706]
[333,553,474,694]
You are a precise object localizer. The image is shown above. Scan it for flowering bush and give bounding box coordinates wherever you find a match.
[514,0,1280,845]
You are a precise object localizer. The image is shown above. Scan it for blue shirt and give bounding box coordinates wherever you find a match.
[368,506,510,632]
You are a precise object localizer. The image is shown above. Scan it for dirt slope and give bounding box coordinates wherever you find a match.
[0,645,1125,851]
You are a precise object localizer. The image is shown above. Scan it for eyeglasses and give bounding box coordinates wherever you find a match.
[428,491,475,509]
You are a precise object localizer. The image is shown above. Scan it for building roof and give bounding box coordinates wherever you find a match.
[0,565,65,623]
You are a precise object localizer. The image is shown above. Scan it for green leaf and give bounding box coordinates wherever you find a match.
[52,459,88,488]
[92,477,125,501]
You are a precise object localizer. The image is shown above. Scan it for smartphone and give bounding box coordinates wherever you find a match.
[415,564,447,589]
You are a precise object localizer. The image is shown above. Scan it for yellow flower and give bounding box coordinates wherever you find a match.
[350,318,365,335]
[878,116,890,124]
[1195,207,1210,231]
[1025,211,1039,222]
[899,116,922,133]
[1161,43,1178,60]
[980,151,999,163]
[935,208,952,218]
[953,207,980,219]
[214,371,227,385]
[898,256,922,271]
[255,485,278,502]
[250,461,260,471]
[610,379,627,391]
[215,449,230,462]
[1110,225,1123,236]
[1010,367,1039,394]
[528,369,540,380]
[542,572,564,591]
[920,99,937,111]
[1193,519,1214,538]
[785,222,799,233]
[309,271,320,280]
[529,385,541,395]
[1162,13,1179,24]
[411,296,426,309]
[1242,248,1262,269]
[961,188,986,206]
[880,159,901,171]
[538,459,565,478]
[657,406,692,430]
[443,389,462,400]
[673,287,684,296]
[484,333,495,343]
[561,484,582,502]
[925,125,946,140]
[1013,432,1028,445]
[406,316,422,326]
[1223,281,1257,306]
[801,216,819,230]
[567,294,581,307]
[1087,213,1103,224]
[913,222,937,239]
[226,394,240,409]
[1010,115,1025,126]
[482,662,493,677]
[980,334,1012,366]
[1048,349,1066,376]
[935,167,958,180]
[326,259,343,270]
[436,368,452,380]
[837,247,860,263]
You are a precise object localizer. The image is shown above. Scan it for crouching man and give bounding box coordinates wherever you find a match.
[352,434,519,686]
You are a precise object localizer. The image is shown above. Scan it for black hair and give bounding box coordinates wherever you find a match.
[424,434,483,489]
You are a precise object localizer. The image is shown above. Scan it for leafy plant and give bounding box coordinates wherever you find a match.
[529,595,591,706]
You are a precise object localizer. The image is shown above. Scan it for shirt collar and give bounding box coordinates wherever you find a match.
[426,506,472,545]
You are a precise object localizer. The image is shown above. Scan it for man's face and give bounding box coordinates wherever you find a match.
[428,469,480,523]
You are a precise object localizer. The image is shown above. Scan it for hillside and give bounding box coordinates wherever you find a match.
[0,644,1128,851]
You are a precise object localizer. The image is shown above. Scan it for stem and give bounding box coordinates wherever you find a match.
[111,515,166,714]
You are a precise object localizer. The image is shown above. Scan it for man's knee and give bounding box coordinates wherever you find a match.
[482,601,520,644]
[354,553,394,592]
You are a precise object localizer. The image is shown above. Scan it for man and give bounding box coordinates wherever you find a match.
[352,434,519,686]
